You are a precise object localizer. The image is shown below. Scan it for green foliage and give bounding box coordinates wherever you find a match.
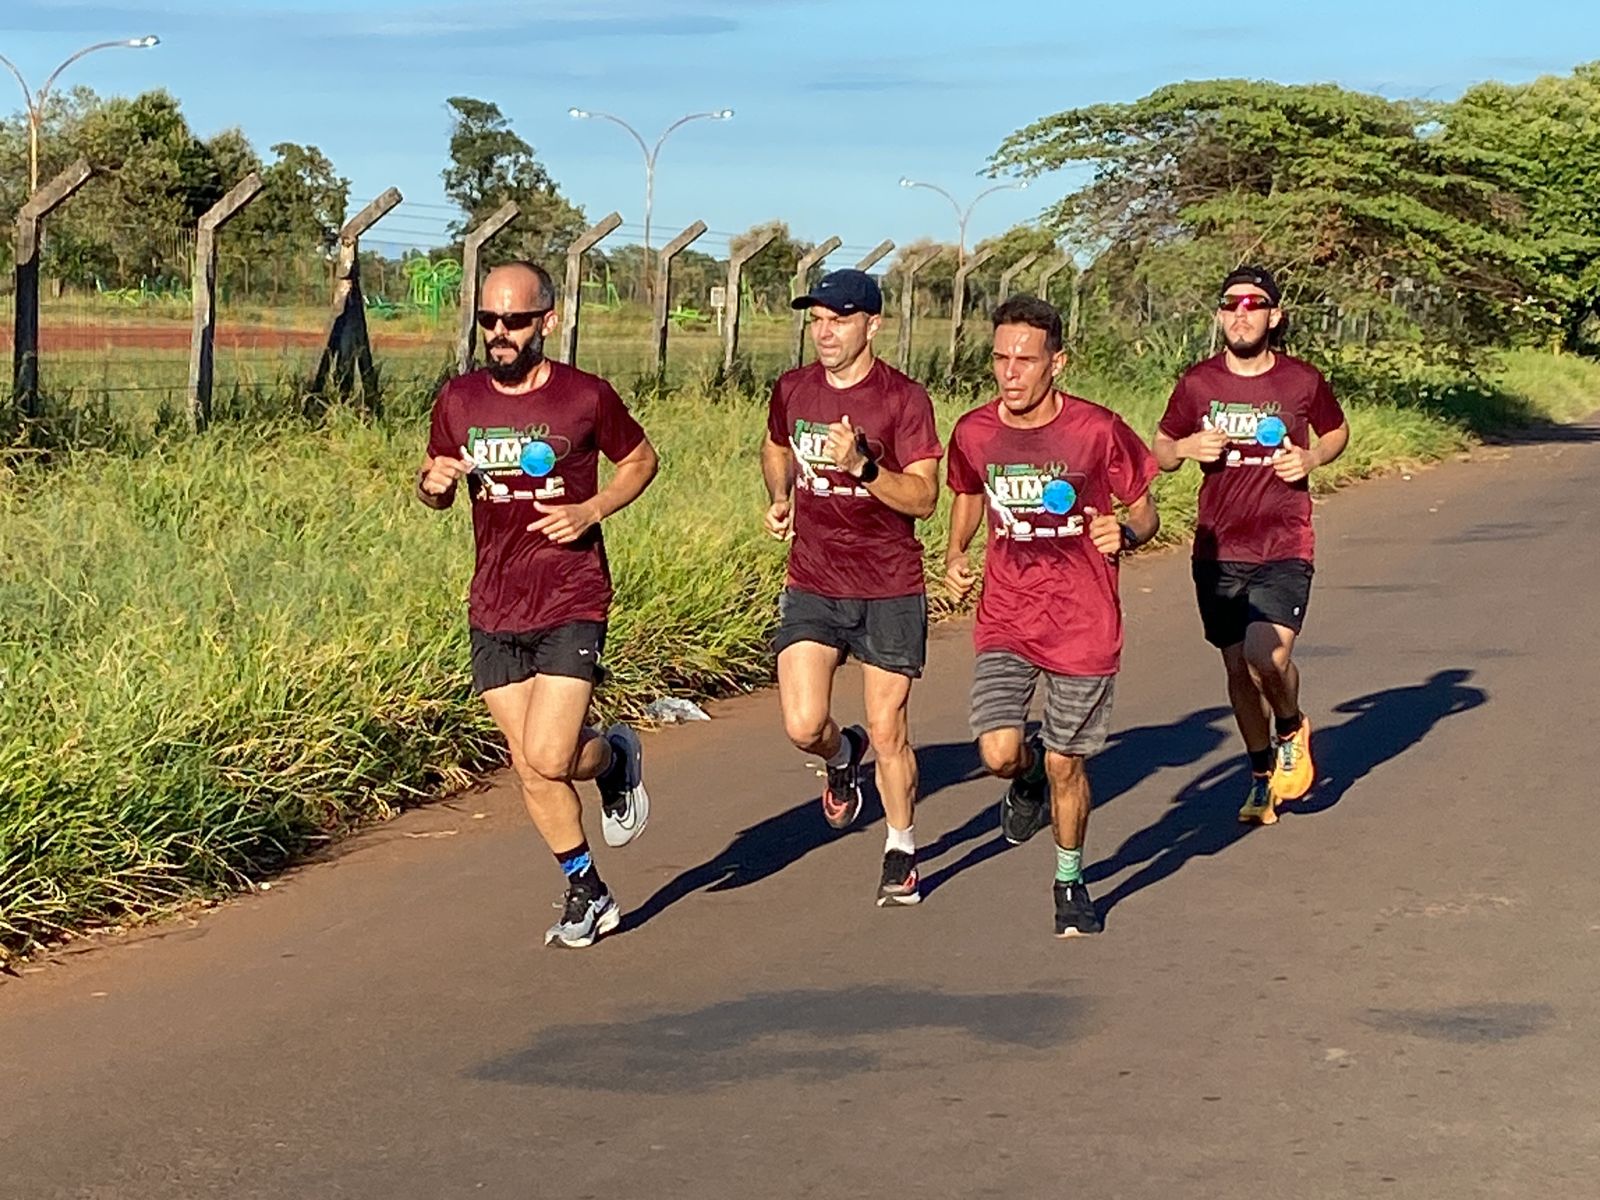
[443,95,586,266]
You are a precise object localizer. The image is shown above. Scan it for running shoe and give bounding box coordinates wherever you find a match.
[876,850,921,907]
[598,723,649,848]
[1272,716,1315,802]
[1053,881,1103,938]
[822,725,868,830]
[1000,739,1051,845]
[1238,774,1277,825]
[544,883,620,949]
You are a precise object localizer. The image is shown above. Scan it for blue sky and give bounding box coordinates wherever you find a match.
[5,0,1598,259]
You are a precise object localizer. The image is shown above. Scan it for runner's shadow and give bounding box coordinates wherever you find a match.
[1090,670,1487,915]
[918,707,1235,898]
[621,738,985,933]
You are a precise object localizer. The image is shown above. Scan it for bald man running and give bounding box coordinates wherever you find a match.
[417,261,660,949]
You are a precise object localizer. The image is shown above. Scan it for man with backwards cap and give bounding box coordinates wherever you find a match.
[762,268,944,906]
[1154,266,1350,825]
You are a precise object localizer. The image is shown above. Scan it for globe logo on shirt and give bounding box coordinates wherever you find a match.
[1255,415,1287,448]
[520,440,558,478]
[1041,478,1077,515]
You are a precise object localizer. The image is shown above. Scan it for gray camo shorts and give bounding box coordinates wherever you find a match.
[969,651,1116,757]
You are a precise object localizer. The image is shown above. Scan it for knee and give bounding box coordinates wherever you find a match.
[783,711,830,753]
[866,715,908,759]
[1043,750,1084,786]
[978,732,1026,778]
[518,748,577,786]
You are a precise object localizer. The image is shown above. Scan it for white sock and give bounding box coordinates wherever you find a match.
[885,824,915,855]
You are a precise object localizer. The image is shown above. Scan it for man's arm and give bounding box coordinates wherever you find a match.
[761,438,796,541]
[1273,421,1349,484]
[1153,428,1229,473]
[943,491,987,600]
[417,454,467,510]
[526,437,660,545]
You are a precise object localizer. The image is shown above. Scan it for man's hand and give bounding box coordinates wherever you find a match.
[765,497,794,541]
[945,550,976,600]
[527,499,601,545]
[1179,428,1232,464]
[1084,507,1123,556]
[420,453,471,496]
[824,414,870,476]
[1272,437,1317,483]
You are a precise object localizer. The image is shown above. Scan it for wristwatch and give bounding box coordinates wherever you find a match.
[857,455,880,484]
[1119,523,1139,553]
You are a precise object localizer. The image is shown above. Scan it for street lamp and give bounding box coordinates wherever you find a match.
[898,176,1028,266]
[0,36,160,194]
[569,105,734,300]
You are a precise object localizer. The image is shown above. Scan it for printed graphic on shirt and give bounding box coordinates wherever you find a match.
[1203,400,1288,468]
[465,424,571,503]
[790,418,885,500]
[983,461,1088,542]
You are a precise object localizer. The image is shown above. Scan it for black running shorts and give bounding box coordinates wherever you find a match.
[773,587,928,678]
[1191,559,1314,649]
[469,621,607,694]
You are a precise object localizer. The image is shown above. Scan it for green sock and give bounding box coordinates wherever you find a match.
[1055,845,1082,884]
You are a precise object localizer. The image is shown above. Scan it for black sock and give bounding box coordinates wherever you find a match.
[554,841,603,895]
[1248,747,1274,775]
[1275,712,1302,739]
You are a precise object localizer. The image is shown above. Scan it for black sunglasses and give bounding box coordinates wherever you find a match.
[476,307,553,332]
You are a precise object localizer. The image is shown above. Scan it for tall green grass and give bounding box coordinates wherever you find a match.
[2,350,1595,957]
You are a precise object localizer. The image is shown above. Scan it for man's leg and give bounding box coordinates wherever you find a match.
[863,663,919,905]
[972,651,1049,845]
[1040,673,1113,937]
[482,674,620,948]
[1223,642,1279,824]
[778,640,866,829]
[1244,621,1315,800]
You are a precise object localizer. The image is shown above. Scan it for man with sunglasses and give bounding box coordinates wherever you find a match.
[417,261,659,949]
[763,268,943,907]
[1154,266,1349,825]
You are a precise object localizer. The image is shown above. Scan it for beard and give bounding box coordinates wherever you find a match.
[1224,326,1271,359]
[486,333,546,383]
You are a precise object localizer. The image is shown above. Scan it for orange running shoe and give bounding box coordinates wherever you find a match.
[1272,716,1315,802]
[1238,774,1277,825]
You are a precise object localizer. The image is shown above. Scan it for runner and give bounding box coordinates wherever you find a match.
[417,261,659,949]
[1154,265,1349,825]
[945,296,1160,938]
[763,268,944,906]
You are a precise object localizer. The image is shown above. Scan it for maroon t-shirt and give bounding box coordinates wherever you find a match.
[1158,353,1346,563]
[426,363,646,633]
[767,358,943,600]
[947,393,1160,677]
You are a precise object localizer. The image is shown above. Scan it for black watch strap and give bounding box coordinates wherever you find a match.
[857,456,880,484]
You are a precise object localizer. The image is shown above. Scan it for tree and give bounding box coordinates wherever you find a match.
[443,96,585,270]
[729,220,811,312]
[1443,63,1600,349]
[991,79,1544,354]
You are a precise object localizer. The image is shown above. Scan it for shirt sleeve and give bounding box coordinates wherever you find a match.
[945,419,984,495]
[1308,372,1346,437]
[1156,374,1195,440]
[594,378,647,463]
[426,381,459,462]
[890,382,944,467]
[766,378,791,448]
[1108,414,1161,506]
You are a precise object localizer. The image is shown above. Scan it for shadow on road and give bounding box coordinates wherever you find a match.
[917,706,1234,897]
[621,737,986,933]
[1090,669,1488,916]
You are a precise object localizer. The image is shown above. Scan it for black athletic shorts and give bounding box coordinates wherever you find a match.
[469,621,607,694]
[1192,559,1313,649]
[773,587,928,678]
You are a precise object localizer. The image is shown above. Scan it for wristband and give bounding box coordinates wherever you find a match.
[1119,523,1139,552]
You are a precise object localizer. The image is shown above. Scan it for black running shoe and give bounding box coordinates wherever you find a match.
[1000,740,1051,845]
[1053,880,1103,938]
[876,850,921,907]
[821,725,868,830]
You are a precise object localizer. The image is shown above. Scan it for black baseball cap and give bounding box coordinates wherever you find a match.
[791,268,882,316]
[1220,265,1281,305]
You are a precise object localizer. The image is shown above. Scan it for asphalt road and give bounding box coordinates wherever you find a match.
[4,420,1598,1199]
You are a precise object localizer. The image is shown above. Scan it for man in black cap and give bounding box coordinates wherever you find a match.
[762,268,944,905]
[1154,265,1350,825]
